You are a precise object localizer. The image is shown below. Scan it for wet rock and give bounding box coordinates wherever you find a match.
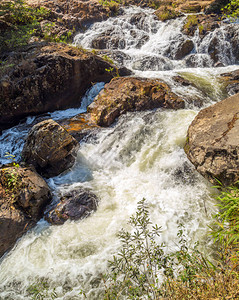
[135,34,149,49]
[60,113,100,142]
[45,188,98,225]
[88,77,185,127]
[172,76,193,87]
[227,24,239,63]
[0,165,51,257]
[219,69,239,96]
[207,24,239,64]
[184,54,214,68]
[132,55,173,71]
[129,12,150,31]
[184,93,239,186]
[0,43,123,130]
[98,50,131,67]
[91,30,126,50]
[22,119,79,178]
[164,37,194,60]
[174,39,194,60]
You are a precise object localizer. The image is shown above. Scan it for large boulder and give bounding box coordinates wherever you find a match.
[22,119,79,178]
[45,188,98,225]
[0,43,129,130]
[185,93,239,186]
[0,165,51,257]
[88,77,185,126]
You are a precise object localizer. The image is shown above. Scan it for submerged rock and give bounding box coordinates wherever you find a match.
[184,54,214,68]
[0,166,51,257]
[22,119,79,178]
[88,77,185,127]
[132,55,173,71]
[0,43,124,130]
[185,93,239,186]
[45,189,98,225]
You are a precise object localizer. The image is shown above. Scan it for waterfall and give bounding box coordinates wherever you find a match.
[0,6,238,299]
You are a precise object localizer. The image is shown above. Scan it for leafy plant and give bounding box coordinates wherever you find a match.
[103,199,209,299]
[223,0,239,20]
[211,181,239,246]
[103,198,239,299]
[27,281,57,300]
[99,0,122,14]
[0,0,51,51]
[105,66,120,78]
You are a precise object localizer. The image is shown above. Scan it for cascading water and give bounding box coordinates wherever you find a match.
[0,6,238,299]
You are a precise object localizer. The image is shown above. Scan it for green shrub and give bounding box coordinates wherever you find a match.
[223,0,239,19]
[0,0,51,52]
[103,198,239,299]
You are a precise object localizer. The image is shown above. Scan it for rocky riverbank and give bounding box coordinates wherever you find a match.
[0,0,238,261]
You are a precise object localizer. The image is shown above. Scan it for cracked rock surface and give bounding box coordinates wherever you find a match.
[184,93,239,186]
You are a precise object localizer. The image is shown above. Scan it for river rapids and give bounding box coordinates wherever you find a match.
[0,6,238,299]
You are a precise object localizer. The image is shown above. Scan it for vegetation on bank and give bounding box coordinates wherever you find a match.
[0,0,74,53]
[223,0,239,19]
[0,0,238,55]
[103,194,239,299]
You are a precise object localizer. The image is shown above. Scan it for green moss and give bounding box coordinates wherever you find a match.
[183,15,199,31]
[184,135,190,154]
[155,7,181,21]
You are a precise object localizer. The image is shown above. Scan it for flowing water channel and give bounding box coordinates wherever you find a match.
[0,6,238,299]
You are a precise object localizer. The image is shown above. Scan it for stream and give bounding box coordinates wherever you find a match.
[0,6,238,299]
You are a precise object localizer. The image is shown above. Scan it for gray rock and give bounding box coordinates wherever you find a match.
[45,188,98,225]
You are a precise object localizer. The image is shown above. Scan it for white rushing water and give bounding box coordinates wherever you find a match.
[0,6,238,299]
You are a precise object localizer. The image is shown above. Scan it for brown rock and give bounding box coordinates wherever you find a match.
[0,165,51,257]
[45,188,98,225]
[22,119,79,178]
[185,93,239,186]
[91,31,126,50]
[60,113,99,142]
[88,77,185,127]
[174,39,194,60]
[219,69,239,96]
[26,0,113,30]
[183,14,220,37]
[0,43,126,130]
[179,2,203,13]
